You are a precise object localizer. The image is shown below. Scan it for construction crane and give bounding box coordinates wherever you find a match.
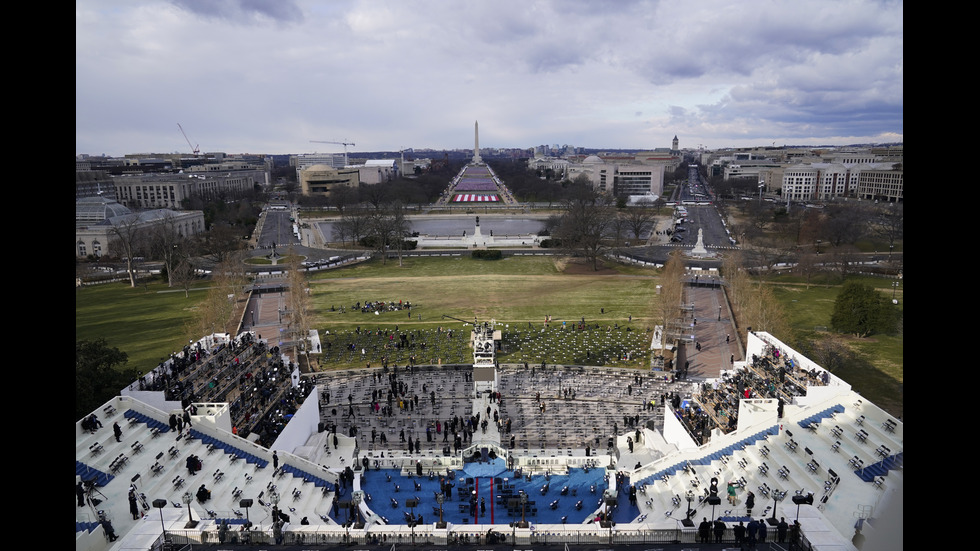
[309,140,355,166]
[178,123,200,156]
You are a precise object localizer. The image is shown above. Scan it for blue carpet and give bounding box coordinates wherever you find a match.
[462,458,508,478]
[347,466,640,526]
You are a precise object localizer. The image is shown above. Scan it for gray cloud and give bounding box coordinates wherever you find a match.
[77,0,903,155]
[169,0,304,24]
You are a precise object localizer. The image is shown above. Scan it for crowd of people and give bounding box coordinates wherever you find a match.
[335,299,414,315]
[674,341,831,446]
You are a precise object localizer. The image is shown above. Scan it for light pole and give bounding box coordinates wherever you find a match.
[181,491,197,528]
[436,492,446,529]
[153,499,168,550]
[518,492,529,528]
[758,181,765,205]
[892,281,900,301]
[791,492,813,522]
[239,498,253,533]
[683,489,696,527]
[270,489,280,527]
[352,491,364,529]
[769,489,786,526]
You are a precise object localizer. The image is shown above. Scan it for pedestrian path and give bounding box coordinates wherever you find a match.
[675,280,740,381]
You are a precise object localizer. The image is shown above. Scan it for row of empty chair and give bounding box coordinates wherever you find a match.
[191,430,270,469]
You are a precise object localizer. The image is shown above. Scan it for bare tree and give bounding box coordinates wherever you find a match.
[368,202,410,265]
[170,258,198,298]
[553,186,617,270]
[195,222,246,264]
[150,212,191,287]
[721,250,750,335]
[285,247,312,364]
[806,334,854,374]
[821,204,869,248]
[361,183,389,210]
[189,255,243,339]
[332,206,366,248]
[744,283,791,340]
[657,250,686,360]
[624,208,656,241]
[330,185,359,214]
[794,251,820,290]
[108,214,150,287]
[870,203,903,263]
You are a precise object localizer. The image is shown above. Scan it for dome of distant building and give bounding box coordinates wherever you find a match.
[76,196,133,225]
[583,155,603,164]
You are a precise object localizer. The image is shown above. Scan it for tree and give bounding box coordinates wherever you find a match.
[802,334,854,374]
[794,252,820,289]
[361,183,389,210]
[195,222,246,264]
[332,206,371,248]
[150,212,191,287]
[170,257,198,298]
[330,185,359,213]
[364,202,410,265]
[821,204,869,248]
[285,248,312,364]
[189,254,247,338]
[657,250,686,360]
[107,215,150,287]
[830,281,895,337]
[743,283,792,341]
[553,185,616,270]
[870,203,904,262]
[624,208,656,241]
[76,339,130,420]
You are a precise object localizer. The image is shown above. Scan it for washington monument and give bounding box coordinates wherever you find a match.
[472,120,482,164]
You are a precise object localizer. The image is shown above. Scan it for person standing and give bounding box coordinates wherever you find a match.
[113,422,122,442]
[713,518,726,543]
[77,481,86,507]
[129,490,141,520]
[273,451,279,470]
[790,520,801,546]
[727,483,737,505]
[746,518,758,547]
[698,518,711,543]
[777,517,789,543]
[733,521,746,545]
[757,519,767,545]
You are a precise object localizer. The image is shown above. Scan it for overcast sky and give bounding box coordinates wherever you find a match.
[76,0,903,157]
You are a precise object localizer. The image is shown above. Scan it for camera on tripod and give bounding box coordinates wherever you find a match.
[84,477,107,507]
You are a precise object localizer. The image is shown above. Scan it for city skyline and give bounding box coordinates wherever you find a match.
[76,0,903,157]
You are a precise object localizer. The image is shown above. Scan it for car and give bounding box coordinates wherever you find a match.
[671,235,683,242]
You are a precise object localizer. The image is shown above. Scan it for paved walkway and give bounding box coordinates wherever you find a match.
[675,280,741,382]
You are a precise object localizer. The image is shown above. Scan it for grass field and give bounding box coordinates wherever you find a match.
[75,255,903,416]
[766,272,904,418]
[75,280,214,377]
[308,256,661,369]
[308,256,660,328]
